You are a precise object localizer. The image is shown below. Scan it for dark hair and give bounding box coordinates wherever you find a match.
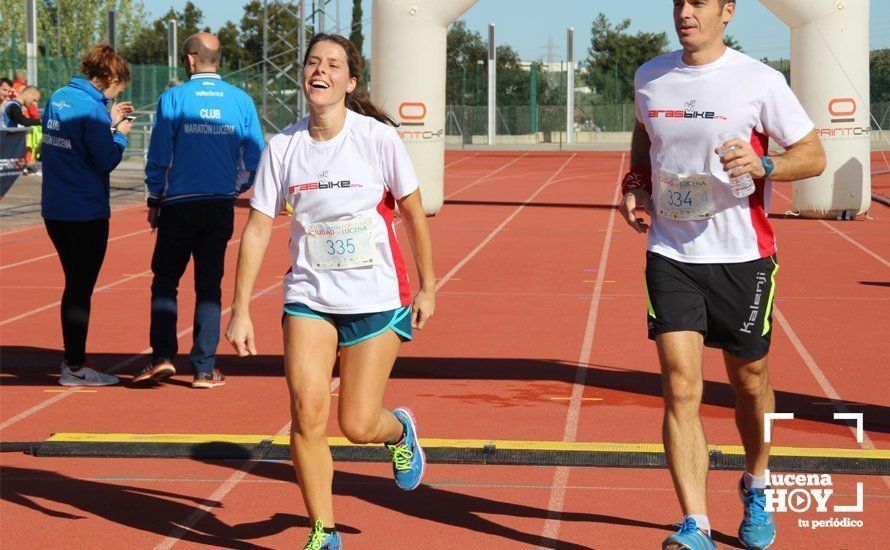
[303,33,397,127]
[0,77,12,86]
[81,44,131,90]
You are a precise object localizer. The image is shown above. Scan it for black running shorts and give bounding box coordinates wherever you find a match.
[644,251,779,361]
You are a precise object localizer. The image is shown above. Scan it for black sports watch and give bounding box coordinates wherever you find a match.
[761,156,775,179]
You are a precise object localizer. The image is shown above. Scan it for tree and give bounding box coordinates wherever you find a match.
[445,21,550,107]
[217,20,247,70]
[494,44,533,107]
[236,0,305,129]
[349,0,364,54]
[584,13,669,104]
[871,48,890,102]
[238,1,303,69]
[348,0,368,83]
[0,0,148,60]
[121,2,206,65]
[446,21,486,106]
[724,34,744,52]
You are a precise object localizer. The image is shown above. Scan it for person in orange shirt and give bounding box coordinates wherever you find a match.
[11,70,39,119]
[12,69,27,93]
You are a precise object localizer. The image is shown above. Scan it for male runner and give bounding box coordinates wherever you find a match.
[618,1,826,548]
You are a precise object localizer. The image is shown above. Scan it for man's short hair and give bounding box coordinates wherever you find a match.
[0,77,12,86]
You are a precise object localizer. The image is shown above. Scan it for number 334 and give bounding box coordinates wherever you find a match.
[667,191,693,207]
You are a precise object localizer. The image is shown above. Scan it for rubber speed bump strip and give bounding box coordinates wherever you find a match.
[6,433,887,475]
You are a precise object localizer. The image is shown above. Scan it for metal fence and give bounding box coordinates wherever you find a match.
[1,51,300,133]
[446,103,639,143]
[873,101,890,132]
[448,101,890,137]
[6,51,888,147]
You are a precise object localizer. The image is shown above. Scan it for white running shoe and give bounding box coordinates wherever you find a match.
[59,362,119,387]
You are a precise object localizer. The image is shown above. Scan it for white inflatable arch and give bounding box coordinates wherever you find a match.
[371,0,478,215]
[760,0,870,218]
[370,0,870,218]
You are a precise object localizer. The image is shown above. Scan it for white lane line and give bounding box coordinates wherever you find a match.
[153,379,338,550]
[444,152,479,168]
[0,221,290,432]
[156,154,581,548]
[0,277,285,432]
[817,220,889,268]
[0,221,287,327]
[0,203,146,240]
[0,271,153,326]
[0,155,546,429]
[436,154,576,290]
[2,156,521,326]
[443,153,528,199]
[0,228,153,271]
[0,154,535,430]
[773,307,890,489]
[0,391,73,433]
[539,153,626,547]
[773,189,889,268]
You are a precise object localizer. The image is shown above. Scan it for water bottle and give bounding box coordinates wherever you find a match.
[717,132,755,198]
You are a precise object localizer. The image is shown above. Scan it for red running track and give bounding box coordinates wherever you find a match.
[1,151,888,549]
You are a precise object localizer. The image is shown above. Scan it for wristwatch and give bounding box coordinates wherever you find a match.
[761,156,775,179]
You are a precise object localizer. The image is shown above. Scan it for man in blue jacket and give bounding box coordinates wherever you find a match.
[135,33,264,388]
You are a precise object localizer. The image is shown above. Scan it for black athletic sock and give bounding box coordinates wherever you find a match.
[387,422,408,446]
[386,416,408,447]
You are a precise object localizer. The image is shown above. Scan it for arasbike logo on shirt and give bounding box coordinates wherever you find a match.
[648,99,728,121]
[289,170,362,193]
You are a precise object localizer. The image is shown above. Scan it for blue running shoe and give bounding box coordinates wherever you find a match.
[385,408,426,491]
[662,517,716,550]
[303,519,341,550]
[738,478,776,549]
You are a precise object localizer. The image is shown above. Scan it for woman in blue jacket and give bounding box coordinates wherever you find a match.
[41,44,135,386]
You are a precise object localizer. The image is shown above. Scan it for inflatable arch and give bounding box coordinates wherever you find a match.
[370,0,871,218]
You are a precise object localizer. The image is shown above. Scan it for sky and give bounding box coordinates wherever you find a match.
[146,0,890,62]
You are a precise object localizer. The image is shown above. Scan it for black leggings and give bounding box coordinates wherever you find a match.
[44,219,109,366]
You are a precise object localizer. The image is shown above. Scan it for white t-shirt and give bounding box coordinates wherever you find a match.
[250,109,419,314]
[635,48,814,263]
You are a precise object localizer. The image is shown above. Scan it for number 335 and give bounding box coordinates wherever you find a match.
[326,238,356,255]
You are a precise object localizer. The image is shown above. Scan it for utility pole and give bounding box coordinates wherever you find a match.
[566,26,574,144]
[487,24,496,146]
[167,19,178,80]
[26,0,38,86]
[107,9,117,50]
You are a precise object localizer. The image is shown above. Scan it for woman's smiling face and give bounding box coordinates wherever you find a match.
[303,40,356,110]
